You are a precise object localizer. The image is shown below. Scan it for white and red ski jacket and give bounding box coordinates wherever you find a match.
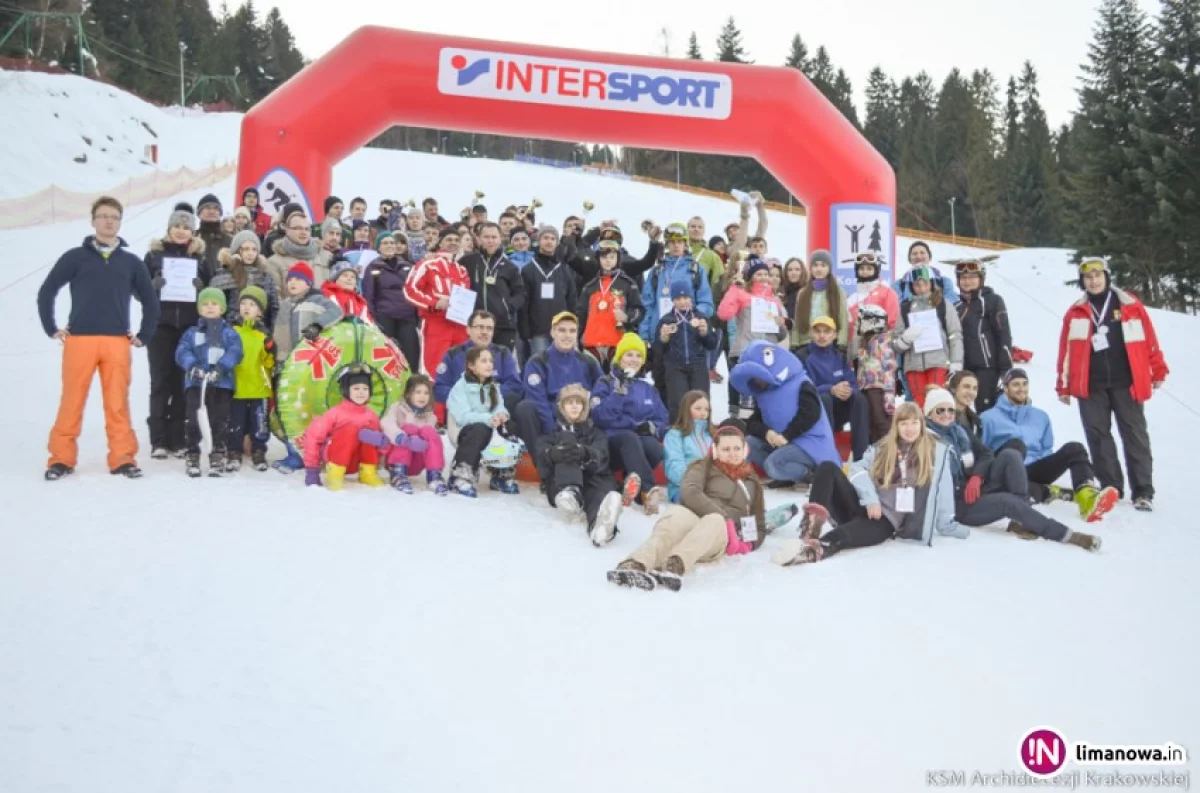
[403,254,470,318]
[1056,287,1168,403]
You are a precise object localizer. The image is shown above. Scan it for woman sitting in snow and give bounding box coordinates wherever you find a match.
[607,420,769,592]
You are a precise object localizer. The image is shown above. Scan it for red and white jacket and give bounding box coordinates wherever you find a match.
[846,281,900,337]
[403,254,470,318]
[1056,287,1168,403]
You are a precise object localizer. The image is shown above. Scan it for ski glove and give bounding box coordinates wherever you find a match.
[391,432,409,448]
[635,421,657,437]
[900,326,923,344]
[964,475,983,505]
[304,467,321,487]
[301,323,322,342]
[192,277,205,290]
[358,428,390,449]
[725,520,753,555]
[406,435,430,454]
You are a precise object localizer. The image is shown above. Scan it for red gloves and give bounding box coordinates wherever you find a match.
[964,475,983,505]
[725,520,753,555]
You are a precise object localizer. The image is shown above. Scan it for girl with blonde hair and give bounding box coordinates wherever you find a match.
[773,401,966,566]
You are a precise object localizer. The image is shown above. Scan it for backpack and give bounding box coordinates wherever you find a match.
[651,259,703,298]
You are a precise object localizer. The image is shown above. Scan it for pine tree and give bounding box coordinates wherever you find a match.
[685,31,702,59]
[832,69,859,127]
[934,69,974,234]
[1016,62,1059,245]
[136,0,181,102]
[262,7,305,92]
[1140,0,1200,310]
[715,17,751,63]
[964,70,1005,239]
[784,33,809,71]
[896,73,939,231]
[863,67,901,167]
[1067,0,1159,299]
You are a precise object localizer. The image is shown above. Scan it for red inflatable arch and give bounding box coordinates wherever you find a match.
[237,26,896,275]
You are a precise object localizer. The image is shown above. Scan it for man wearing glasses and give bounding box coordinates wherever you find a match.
[38,196,160,480]
[265,204,331,294]
[433,310,523,425]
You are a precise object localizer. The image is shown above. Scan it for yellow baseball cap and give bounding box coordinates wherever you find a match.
[551,311,578,327]
[811,315,837,330]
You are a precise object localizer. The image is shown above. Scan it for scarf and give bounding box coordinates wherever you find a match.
[713,458,753,482]
[280,236,320,260]
[811,277,828,291]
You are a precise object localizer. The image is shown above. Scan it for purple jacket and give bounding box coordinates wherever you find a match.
[362,255,418,322]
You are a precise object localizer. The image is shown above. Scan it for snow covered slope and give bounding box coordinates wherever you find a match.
[0,69,240,199]
[1,77,1198,793]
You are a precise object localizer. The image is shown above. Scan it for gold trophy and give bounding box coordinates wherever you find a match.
[641,219,661,239]
[516,198,543,221]
[582,200,595,218]
[472,189,485,204]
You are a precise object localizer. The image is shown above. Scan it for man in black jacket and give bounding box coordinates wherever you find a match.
[458,222,527,352]
[955,259,1012,413]
[196,192,231,276]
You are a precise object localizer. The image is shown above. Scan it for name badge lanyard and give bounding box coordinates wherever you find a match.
[1090,292,1113,336]
[534,259,560,300]
[597,275,615,311]
[735,479,758,542]
[484,252,506,285]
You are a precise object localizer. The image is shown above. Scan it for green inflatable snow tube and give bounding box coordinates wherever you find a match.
[271,317,410,444]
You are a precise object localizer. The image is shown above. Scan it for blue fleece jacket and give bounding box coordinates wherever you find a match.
[799,343,859,394]
[38,236,160,343]
[657,309,718,367]
[524,347,604,433]
[638,254,714,339]
[434,342,523,404]
[590,371,670,439]
[664,420,711,503]
[174,318,243,390]
[980,394,1054,465]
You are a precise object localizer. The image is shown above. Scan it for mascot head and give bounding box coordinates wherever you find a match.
[729,341,809,398]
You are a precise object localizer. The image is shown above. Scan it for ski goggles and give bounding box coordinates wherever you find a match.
[955,259,985,275]
[1079,257,1108,274]
[664,223,688,241]
[596,240,622,255]
[855,252,880,266]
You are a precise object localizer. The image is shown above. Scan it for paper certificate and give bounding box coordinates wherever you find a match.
[446,285,477,326]
[909,310,944,354]
[161,257,197,303]
[751,297,780,334]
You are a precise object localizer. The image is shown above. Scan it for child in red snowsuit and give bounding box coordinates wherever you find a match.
[403,229,469,376]
[302,364,385,490]
[322,258,374,324]
[380,374,448,495]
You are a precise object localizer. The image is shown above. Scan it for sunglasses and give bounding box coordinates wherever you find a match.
[931,407,956,416]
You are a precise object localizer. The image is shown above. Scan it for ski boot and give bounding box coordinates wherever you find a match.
[150,447,169,460]
[650,555,685,592]
[185,453,202,479]
[1006,521,1039,540]
[390,464,413,494]
[606,559,655,591]
[1065,530,1102,552]
[325,463,347,491]
[620,473,641,508]
[590,491,623,547]
[1134,496,1153,512]
[427,470,449,497]
[208,452,225,478]
[358,464,384,488]
[448,464,478,498]
[1042,484,1074,504]
[642,486,666,516]
[251,449,269,471]
[764,503,800,534]
[554,486,584,521]
[1075,484,1119,523]
[271,443,304,474]
[44,463,74,481]
[111,463,143,479]
[226,452,242,474]
[798,503,829,540]
[489,468,520,495]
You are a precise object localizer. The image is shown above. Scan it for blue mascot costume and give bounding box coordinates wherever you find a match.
[730,341,841,483]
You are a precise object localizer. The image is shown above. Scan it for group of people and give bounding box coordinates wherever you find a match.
[37,187,1170,591]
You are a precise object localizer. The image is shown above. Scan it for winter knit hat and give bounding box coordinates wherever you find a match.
[374,231,394,249]
[286,262,314,286]
[509,227,530,242]
[557,383,592,421]
[923,388,956,417]
[230,229,261,256]
[744,255,769,282]
[239,285,268,313]
[537,224,560,241]
[233,206,253,221]
[320,217,343,237]
[670,281,694,300]
[809,249,833,267]
[1001,368,1029,388]
[241,186,259,200]
[324,195,343,215]
[351,219,372,233]
[197,287,227,314]
[614,332,647,367]
[174,201,195,214]
[329,258,358,283]
[168,209,196,232]
[197,193,222,214]
[280,203,306,225]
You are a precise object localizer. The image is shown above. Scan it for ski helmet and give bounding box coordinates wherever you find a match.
[480,431,524,469]
[664,222,688,242]
[1077,256,1110,290]
[854,252,882,282]
[338,363,374,399]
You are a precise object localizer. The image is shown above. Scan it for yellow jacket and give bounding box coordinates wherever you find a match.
[232,318,275,399]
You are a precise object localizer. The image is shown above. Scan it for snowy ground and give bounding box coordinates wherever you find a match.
[1,73,1198,793]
